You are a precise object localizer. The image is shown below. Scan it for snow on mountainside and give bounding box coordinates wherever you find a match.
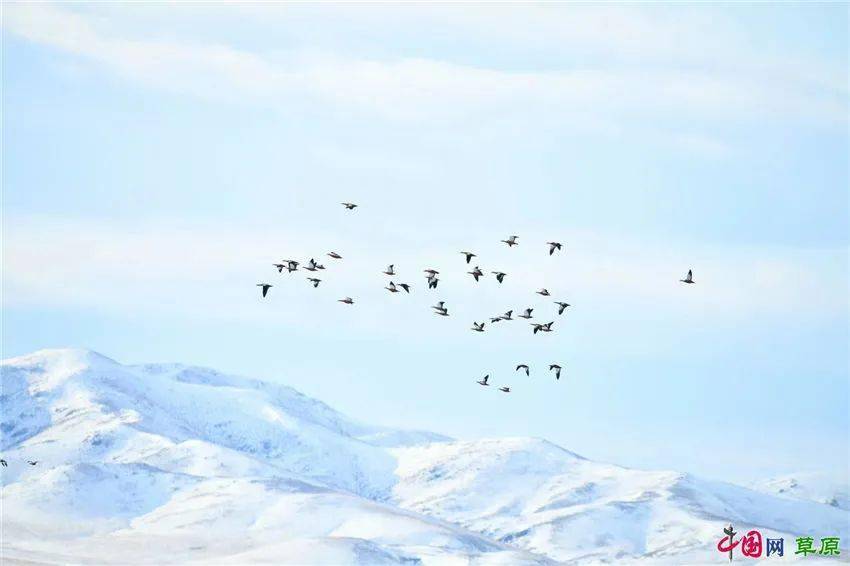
[1,349,847,565]
[751,472,849,511]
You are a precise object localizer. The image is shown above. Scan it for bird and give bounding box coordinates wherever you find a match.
[468,266,484,281]
[547,242,563,255]
[284,260,299,273]
[398,283,411,293]
[338,297,354,304]
[460,251,476,264]
[341,202,358,210]
[386,281,399,293]
[517,308,534,319]
[490,316,503,323]
[531,321,554,334]
[273,263,287,273]
[434,306,449,316]
[428,277,439,289]
[471,321,485,332]
[304,258,320,272]
[549,364,562,380]
[27,460,37,466]
[0,459,6,467]
[537,288,550,296]
[315,262,326,270]
[307,277,321,288]
[499,386,511,393]
[477,375,490,386]
[257,283,272,297]
[554,301,570,315]
[383,264,395,276]
[516,364,529,376]
[680,269,695,284]
[492,271,506,284]
[327,252,342,259]
[500,310,513,321]
[501,235,519,247]
[431,301,445,311]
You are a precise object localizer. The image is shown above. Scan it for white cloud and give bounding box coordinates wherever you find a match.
[3,3,845,130]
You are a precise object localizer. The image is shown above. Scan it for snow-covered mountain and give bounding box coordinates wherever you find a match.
[1,349,847,564]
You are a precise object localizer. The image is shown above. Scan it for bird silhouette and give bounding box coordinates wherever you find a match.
[460,251,476,264]
[273,263,287,273]
[517,308,534,319]
[680,269,695,284]
[516,364,529,376]
[383,264,395,276]
[0,459,6,467]
[327,252,342,259]
[492,271,506,284]
[341,202,358,210]
[499,386,511,393]
[257,284,272,297]
[537,288,550,296]
[471,321,486,332]
[549,364,562,380]
[338,297,354,304]
[501,235,519,247]
[304,258,320,272]
[477,375,490,386]
[468,266,483,281]
[547,241,563,255]
[398,283,411,293]
[386,281,399,293]
[428,277,439,289]
[555,301,570,315]
[27,460,37,466]
[307,277,321,288]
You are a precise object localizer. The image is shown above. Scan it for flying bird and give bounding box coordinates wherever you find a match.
[27,460,37,466]
[516,364,529,376]
[471,321,486,332]
[460,251,476,264]
[307,277,321,288]
[499,386,511,393]
[468,266,484,281]
[383,264,395,276]
[434,306,449,316]
[273,263,287,273]
[257,283,272,297]
[547,242,563,255]
[428,278,439,289]
[537,288,550,296]
[492,271,506,284]
[477,375,490,386]
[531,323,544,334]
[517,308,534,319]
[304,258,320,272]
[542,321,554,332]
[0,459,6,467]
[490,316,504,323]
[431,301,445,311]
[549,364,562,380]
[284,260,299,273]
[386,281,399,293]
[341,202,358,210]
[327,252,342,259]
[500,310,513,321]
[555,301,570,315]
[338,297,354,304]
[398,283,411,293]
[680,269,695,284]
[501,235,519,247]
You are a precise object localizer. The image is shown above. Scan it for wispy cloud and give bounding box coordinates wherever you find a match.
[3,3,845,133]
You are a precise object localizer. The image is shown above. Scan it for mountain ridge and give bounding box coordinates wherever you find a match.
[1,348,846,564]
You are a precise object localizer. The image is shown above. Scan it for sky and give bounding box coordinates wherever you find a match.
[2,2,848,485]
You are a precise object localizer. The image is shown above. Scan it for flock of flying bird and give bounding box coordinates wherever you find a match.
[256,202,697,394]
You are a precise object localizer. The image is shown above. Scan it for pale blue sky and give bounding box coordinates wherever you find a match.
[2,3,848,484]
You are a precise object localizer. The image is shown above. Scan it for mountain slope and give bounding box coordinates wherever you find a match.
[1,349,846,564]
